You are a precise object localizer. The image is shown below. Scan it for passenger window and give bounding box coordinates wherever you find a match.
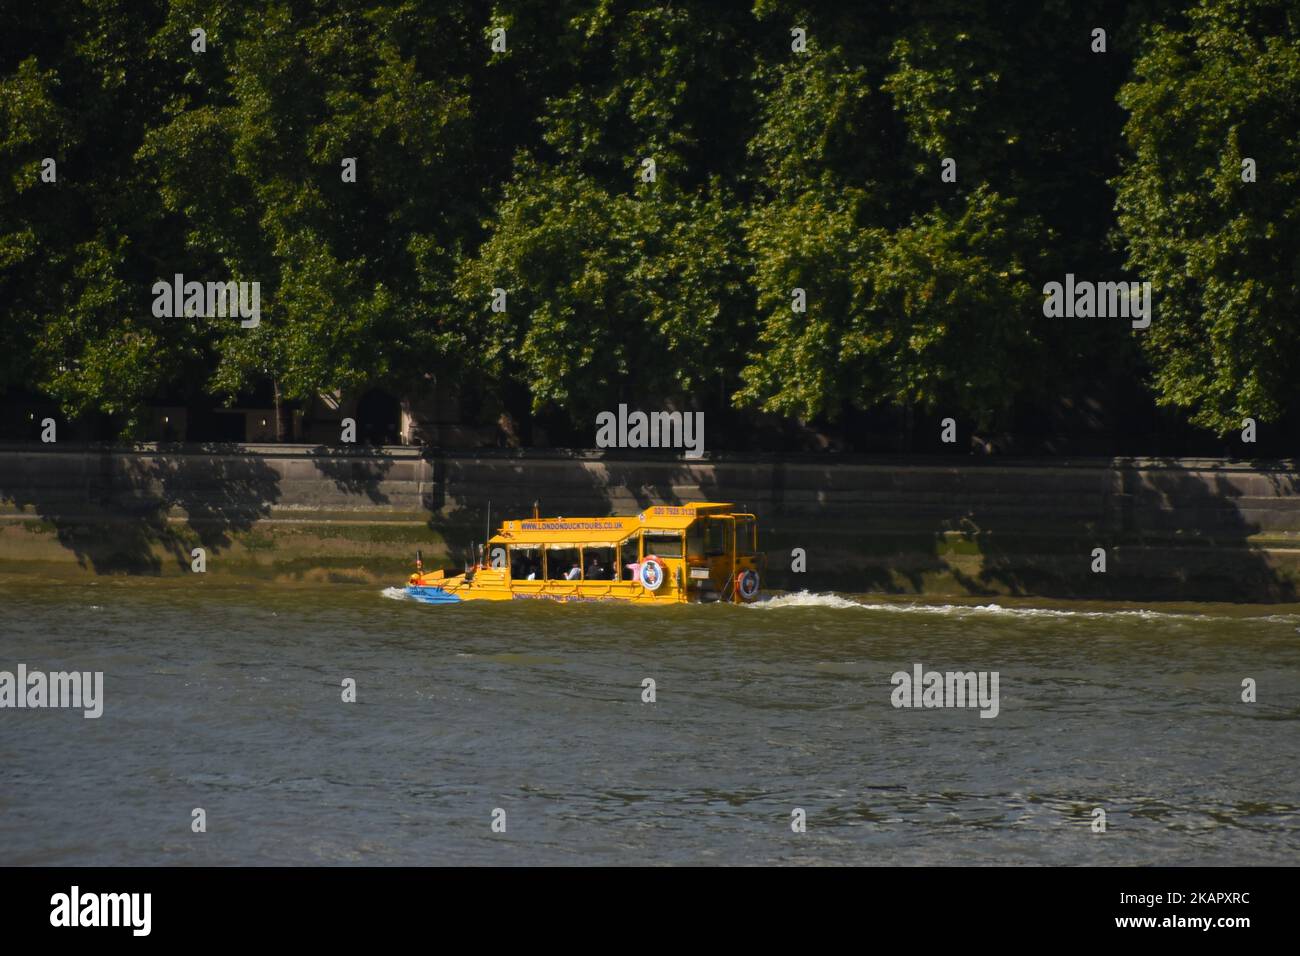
[548,547,580,580]
[583,546,616,580]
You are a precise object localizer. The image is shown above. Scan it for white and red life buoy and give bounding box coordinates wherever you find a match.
[736,569,760,601]
[639,556,666,591]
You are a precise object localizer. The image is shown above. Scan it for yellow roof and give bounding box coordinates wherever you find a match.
[491,503,735,546]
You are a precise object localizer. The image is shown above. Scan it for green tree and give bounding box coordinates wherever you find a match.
[2,2,190,433]
[1116,0,1300,434]
[456,1,756,426]
[139,0,483,409]
[461,162,749,418]
[737,15,1045,427]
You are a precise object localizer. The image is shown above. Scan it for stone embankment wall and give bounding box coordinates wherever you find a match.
[1,444,1296,600]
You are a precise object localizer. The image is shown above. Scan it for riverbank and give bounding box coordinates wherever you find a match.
[2,444,1298,601]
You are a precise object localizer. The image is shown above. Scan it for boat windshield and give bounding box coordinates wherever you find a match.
[686,520,704,558]
[735,516,756,555]
[705,518,728,556]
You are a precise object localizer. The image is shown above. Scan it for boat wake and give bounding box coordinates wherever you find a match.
[380,583,1300,624]
[749,590,1300,623]
[749,591,864,611]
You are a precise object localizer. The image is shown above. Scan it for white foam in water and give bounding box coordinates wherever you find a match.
[749,590,1300,623]
[378,583,1300,624]
[749,591,864,610]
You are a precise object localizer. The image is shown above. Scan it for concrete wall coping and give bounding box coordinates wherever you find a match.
[0,442,1296,473]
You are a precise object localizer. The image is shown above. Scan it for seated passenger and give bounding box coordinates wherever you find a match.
[565,564,582,581]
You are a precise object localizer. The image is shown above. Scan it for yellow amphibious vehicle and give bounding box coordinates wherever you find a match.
[405,502,763,604]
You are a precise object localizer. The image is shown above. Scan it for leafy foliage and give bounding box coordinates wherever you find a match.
[1115,0,1300,433]
[0,0,1295,441]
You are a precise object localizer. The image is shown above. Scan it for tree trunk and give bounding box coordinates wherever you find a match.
[272,379,291,442]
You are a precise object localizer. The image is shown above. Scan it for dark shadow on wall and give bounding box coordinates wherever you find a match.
[958,459,1300,602]
[427,450,702,565]
[422,450,947,594]
[307,444,394,505]
[685,459,951,595]
[9,442,1294,601]
[423,451,1300,602]
[727,456,1298,602]
[0,443,282,574]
